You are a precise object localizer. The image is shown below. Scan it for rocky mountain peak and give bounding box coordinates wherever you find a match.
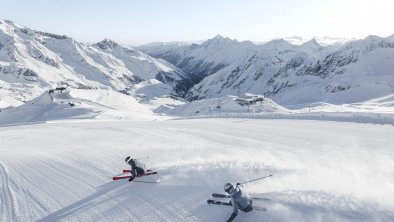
[202,35,235,47]
[95,39,119,50]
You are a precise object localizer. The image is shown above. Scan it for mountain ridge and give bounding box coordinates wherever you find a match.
[1,19,394,109]
[140,33,394,106]
[0,20,193,108]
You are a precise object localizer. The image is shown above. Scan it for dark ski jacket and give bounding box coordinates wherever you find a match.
[226,185,253,222]
[126,159,146,178]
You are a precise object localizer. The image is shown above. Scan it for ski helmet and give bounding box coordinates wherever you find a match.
[224,183,235,193]
[125,156,131,163]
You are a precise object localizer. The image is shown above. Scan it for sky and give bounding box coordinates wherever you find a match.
[1,0,394,45]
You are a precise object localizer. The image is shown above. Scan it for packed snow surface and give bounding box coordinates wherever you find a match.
[0,89,157,125]
[1,118,394,221]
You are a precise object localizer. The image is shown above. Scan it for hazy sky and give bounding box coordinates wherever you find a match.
[1,0,393,45]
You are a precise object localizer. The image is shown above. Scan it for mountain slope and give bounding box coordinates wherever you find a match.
[0,20,192,108]
[138,35,257,85]
[141,34,394,106]
[177,35,394,106]
[264,35,394,105]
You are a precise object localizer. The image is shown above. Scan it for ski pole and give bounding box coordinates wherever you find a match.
[133,180,158,184]
[135,157,150,160]
[238,174,273,185]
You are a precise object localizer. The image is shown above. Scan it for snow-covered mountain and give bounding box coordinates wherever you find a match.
[138,35,257,84]
[141,35,394,106]
[282,36,353,46]
[2,19,393,111]
[0,20,193,108]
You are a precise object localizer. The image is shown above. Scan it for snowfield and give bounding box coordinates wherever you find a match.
[1,118,394,221]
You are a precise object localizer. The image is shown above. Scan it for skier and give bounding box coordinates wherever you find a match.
[224,182,253,222]
[125,156,146,182]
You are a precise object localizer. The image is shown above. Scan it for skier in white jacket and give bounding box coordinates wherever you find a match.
[224,182,253,222]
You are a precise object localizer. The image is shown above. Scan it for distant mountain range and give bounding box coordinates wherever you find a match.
[139,34,394,106]
[1,19,394,109]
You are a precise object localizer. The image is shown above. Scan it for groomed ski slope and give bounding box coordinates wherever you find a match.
[1,118,394,221]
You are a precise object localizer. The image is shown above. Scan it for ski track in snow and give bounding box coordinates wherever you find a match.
[0,161,16,222]
[0,118,394,221]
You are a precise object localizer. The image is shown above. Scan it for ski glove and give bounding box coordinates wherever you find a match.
[227,212,237,222]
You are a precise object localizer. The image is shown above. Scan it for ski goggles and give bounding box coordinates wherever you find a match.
[225,186,234,193]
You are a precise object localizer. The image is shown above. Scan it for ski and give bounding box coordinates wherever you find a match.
[212,193,230,198]
[207,199,232,206]
[112,171,157,181]
[207,199,267,212]
[113,175,132,180]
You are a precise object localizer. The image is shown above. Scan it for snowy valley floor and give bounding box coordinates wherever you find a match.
[1,118,394,221]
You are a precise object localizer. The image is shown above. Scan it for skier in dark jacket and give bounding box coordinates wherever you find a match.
[125,156,146,182]
[224,182,253,222]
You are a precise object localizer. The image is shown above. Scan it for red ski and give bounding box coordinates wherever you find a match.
[113,171,157,181]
